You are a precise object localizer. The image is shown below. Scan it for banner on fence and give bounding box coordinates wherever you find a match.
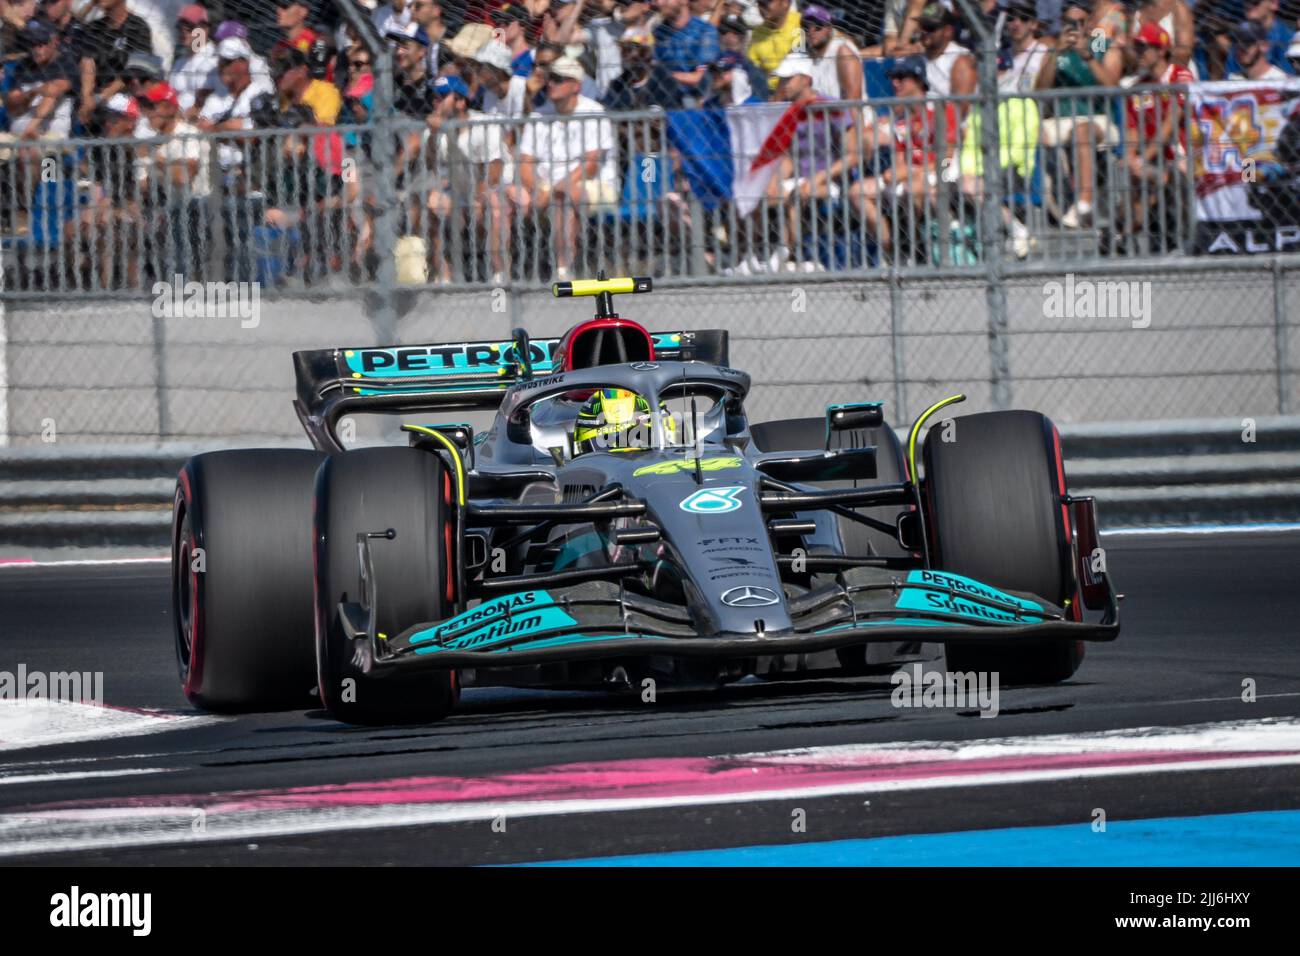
[1191,79,1300,254]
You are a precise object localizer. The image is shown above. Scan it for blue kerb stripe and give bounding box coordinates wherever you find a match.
[526,809,1300,867]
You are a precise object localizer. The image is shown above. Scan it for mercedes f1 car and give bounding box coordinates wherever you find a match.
[172,276,1119,724]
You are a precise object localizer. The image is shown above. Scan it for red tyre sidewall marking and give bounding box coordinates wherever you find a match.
[177,469,205,699]
[443,469,460,703]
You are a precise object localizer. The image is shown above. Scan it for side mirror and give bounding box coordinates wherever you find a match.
[826,402,884,442]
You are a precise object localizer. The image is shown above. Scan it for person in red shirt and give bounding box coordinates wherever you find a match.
[848,56,958,255]
[1122,22,1192,244]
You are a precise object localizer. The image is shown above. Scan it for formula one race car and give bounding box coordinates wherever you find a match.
[171,277,1119,724]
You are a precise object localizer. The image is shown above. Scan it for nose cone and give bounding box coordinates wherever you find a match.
[638,472,792,636]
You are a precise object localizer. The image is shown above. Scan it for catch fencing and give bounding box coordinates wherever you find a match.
[1,80,1297,445]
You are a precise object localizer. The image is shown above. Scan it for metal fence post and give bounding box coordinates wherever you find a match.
[954,0,1011,409]
[1275,258,1291,415]
[889,269,907,423]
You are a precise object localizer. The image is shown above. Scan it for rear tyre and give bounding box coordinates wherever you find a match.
[314,446,459,725]
[172,449,324,712]
[924,410,1083,684]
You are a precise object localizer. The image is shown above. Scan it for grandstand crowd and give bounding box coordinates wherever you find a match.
[1,0,1298,287]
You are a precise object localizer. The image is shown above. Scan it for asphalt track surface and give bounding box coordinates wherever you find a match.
[0,531,1298,865]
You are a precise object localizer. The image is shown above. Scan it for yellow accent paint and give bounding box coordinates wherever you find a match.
[402,425,467,506]
[906,394,966,483]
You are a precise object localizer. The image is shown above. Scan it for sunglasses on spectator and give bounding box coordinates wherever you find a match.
[1008,12,1035,22]
[1133,41,1152,52]
[1063,16,1087,27]
[349,58,371,67]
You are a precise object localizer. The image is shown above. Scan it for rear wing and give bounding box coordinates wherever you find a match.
[292,329,729,452]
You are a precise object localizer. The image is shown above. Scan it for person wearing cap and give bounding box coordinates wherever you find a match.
[602,28,682,109]
[424,73,506,283]
[169,4,221,118]
[746,0,799,89]
[35,0,81,62]
[273,44,342,127]
[275,0,321,54]
[1035,0,1123,228]
[848,55,959,255]
[1239,0,1295,72]
[1229,17,1290,78]
[508,55,616,281]
[652,0,720,94]
[76,90,144,286]
[716,15,770,99]
[76,0,156,128]
[409,0,447,76]
[138,80,212,276]
[1131,0,1196,69]
[476,39,529,116]
[999,3,1048,94]
[769,53,864,272]
[1287,31,1300,73]
[800,5,862,101]
[4,17,74,140]
[388,23,438,117]
[1120,21,1191,247]
[495,4,537,77]
[195,36,275,172]
[915,3,974,100]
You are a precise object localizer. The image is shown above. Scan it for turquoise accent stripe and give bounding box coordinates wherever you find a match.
[409,590,574,650]
[529,809,1300,867]
[896,570,1043,624]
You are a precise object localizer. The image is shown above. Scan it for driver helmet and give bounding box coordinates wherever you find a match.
[574,388,674,454]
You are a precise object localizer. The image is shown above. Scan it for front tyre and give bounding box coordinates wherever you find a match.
[924,410,1083,684]
[314,446,459,725]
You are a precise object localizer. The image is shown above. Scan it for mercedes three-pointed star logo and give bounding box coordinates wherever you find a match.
[720,585,781,607]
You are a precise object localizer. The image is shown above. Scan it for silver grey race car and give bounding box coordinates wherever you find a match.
[171,276,1118,725]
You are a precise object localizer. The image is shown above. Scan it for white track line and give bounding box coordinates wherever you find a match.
[0,557,169,568]
[3,717,1299,858]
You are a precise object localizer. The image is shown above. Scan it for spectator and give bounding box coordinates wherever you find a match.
[170,4,219,119]
[1196,8,1234,78]
[212,20,274,86]
[273,45,341,126]
[747,0,799,88]
[540,0,588,48]
[373,0,414,36]
[771,56,861,271]
[424,74,506,281]
[1289,30,1300,71]
[76,0,156,129]
[1230,18,1289,76]
[389,23,436,117]
[1122,22,1192,246]
[849,56,958,255]
[475,39,528,115]
[1134,0,1196,68]
[1001,2,1049,93]
[275,0,321,53]
[195,37,275,171]
[508,55,615,280]
[917,3,975,100]
[37,0,82,62]
[524,38,564,109]
[138,81,210,277]
[801,4,863,101]
[497,3,536,76]
[1035,0,1122,228]
[5,17,74,140]
[2,0,38,56]
[586,0,635,94]
[717,17,770,99]
[410,0,448,75]
[1227,0,1296,73]
[653,0,720,97]
[602,29,683,109]
[866,0,922,56]
[79,92,142,286]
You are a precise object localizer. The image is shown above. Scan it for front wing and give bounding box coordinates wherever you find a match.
[340,566,1119,674]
